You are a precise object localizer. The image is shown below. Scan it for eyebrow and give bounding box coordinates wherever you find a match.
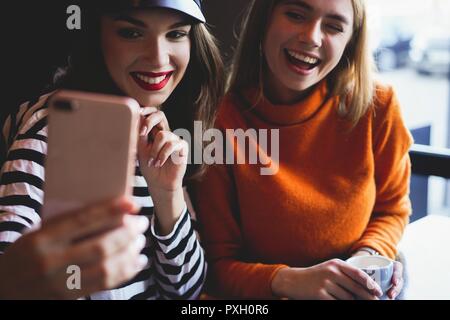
[113,15,192,29]
[282,0,350,25]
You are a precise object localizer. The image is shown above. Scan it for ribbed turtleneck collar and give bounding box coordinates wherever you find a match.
[240,81,331,126]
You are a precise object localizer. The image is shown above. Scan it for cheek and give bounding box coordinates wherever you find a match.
[174,45,191,76]
[102,35,132,78]
[324,38,350,68]
[263,33,279,66]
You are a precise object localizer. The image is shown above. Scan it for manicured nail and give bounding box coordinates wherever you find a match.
[374,285,383,297]
[147,158,154,167]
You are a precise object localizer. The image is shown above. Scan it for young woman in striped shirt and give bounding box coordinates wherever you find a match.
[0,0,224,299]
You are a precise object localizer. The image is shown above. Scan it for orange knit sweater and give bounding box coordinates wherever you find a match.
[190,81,413,299]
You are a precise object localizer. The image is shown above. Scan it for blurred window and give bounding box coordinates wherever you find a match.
[367,0,450,217]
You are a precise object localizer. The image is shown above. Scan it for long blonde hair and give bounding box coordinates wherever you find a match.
[228,0,376,126]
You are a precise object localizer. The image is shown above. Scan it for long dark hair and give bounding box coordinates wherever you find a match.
[52,2,225,181]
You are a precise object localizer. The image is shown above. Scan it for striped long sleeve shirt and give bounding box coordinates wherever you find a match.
[0,93,206,300]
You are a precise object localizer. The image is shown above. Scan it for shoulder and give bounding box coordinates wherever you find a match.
[371,82,400,121]
[17,92,54,130]
[370,82,413,151]
[369,81,406,130]
[3,91,55,146]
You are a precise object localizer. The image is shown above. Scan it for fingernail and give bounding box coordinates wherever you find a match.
[135,234,147,250]
[138,254,148,268]
[154,160,161,168]
[374,285,383,297]
[147,158,154,167]
[140,126,148,136]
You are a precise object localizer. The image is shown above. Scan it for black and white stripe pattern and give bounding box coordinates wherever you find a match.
[0,94,206,300]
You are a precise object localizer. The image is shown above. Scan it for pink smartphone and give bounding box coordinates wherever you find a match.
[42,90,140,219]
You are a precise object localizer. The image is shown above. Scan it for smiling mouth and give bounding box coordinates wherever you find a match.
[130,71,174,91]
[285,49,322,71]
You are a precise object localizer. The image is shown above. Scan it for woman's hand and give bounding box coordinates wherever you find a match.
[137,107,189,193]
[387,261,404,300]
[0,197,149,299]
[136,107,188,235]
[271,259,383,300]
[352,249,404,300]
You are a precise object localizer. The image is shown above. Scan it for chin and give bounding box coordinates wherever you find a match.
[135,94,169,108]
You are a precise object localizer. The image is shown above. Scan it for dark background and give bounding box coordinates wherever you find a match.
[2,1,77,118]
[0,0,247,120]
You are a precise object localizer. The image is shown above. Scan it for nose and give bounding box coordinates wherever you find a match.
[298,20,322,48]
[141,36,170,68]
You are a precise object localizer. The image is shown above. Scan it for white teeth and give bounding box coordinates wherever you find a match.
[287,50,319,65]
[135,73,167,84]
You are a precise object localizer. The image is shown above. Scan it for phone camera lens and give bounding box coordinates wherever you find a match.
[54,100,74,111]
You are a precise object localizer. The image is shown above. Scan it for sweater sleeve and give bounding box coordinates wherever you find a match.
[351,87,413,259]
[190,163,287,299]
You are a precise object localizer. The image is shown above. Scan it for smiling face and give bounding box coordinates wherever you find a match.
[101,9,192,107]
[263,0,354,104]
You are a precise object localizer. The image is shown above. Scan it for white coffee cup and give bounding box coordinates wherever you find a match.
[346,255,394,294]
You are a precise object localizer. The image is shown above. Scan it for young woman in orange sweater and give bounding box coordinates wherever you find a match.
[191,0,411,300]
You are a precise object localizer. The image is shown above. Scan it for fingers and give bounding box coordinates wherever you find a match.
[146,131,183,167]
[335,273,379,300]
[139,109,170,139]
[140,106,159,117]
[388,261,404,299]
[154,138,189,167]
[137,108,186,168]
[140,111,165,137]
[326,281,355,300]
[318,290,337,300]
[79,239,148,292]
[338,260,383,298]
[7,213,148,299]
[42,197,139,245]
[392,261,403,287]
[63,214,149,268]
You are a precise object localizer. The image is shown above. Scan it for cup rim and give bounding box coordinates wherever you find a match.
[346,255,393,269]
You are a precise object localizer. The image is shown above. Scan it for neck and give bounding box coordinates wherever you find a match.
[263,69,317,105]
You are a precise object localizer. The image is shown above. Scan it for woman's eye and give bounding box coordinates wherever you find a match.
[326,24,344,33]
[285,11,306,21]
[167,30,189,40]
[117,28,142,39]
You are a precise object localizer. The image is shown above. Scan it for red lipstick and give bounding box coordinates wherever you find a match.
[130,71,173,91]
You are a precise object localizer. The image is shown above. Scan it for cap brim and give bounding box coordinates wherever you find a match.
[138,0,205,23]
